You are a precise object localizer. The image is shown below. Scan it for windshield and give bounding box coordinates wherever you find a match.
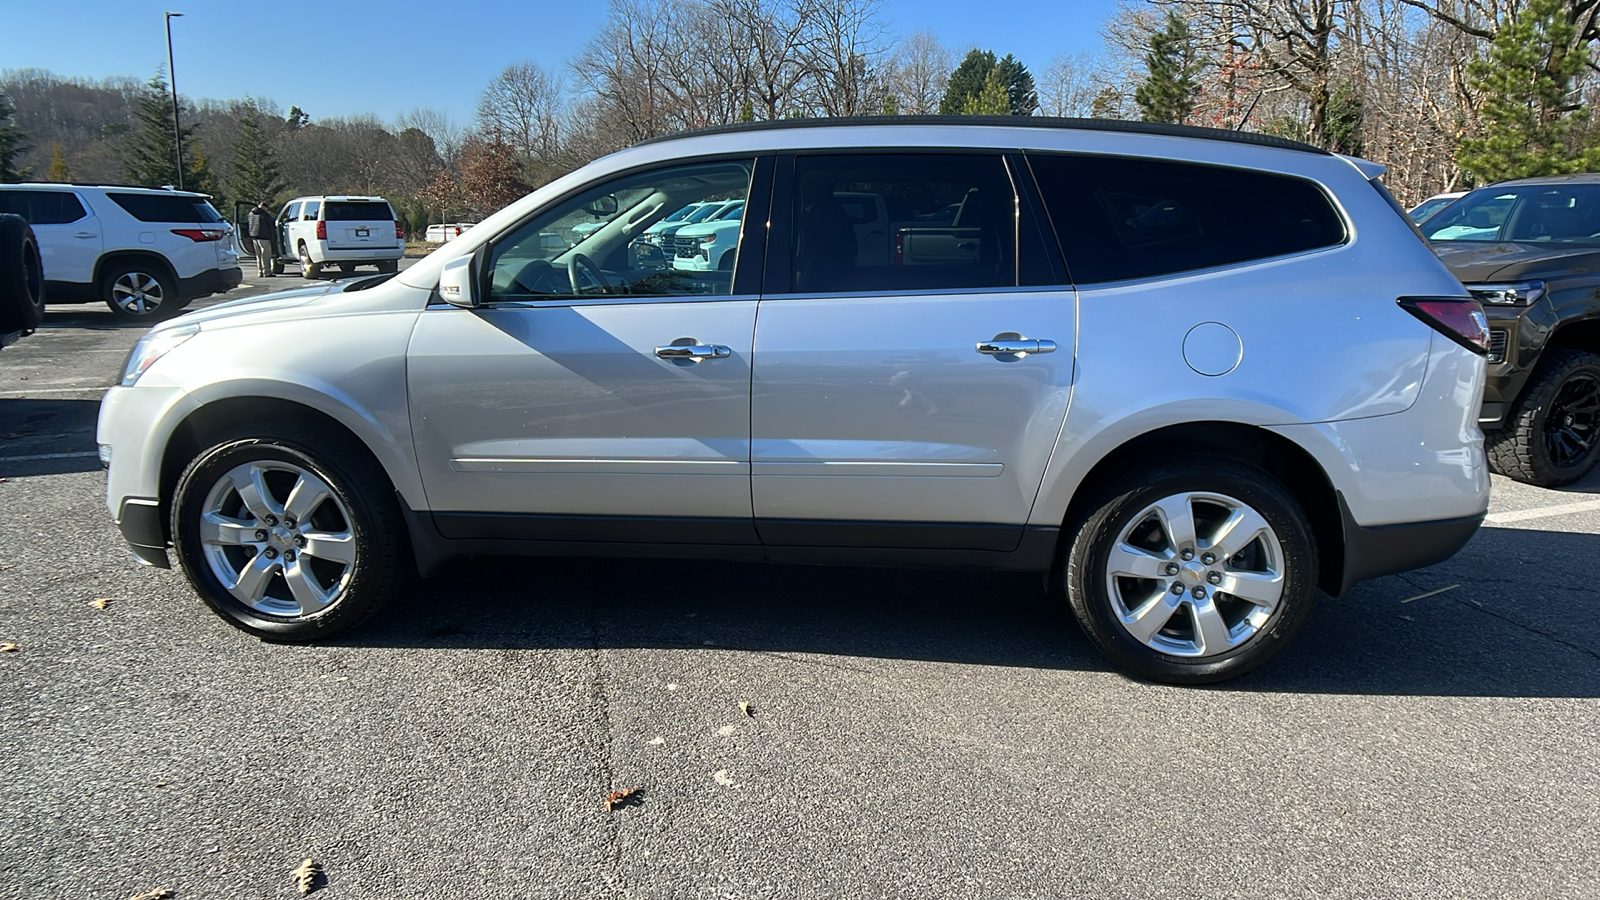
[1423,184,1600,245]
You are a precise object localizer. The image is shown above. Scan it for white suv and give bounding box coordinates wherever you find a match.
[274,195,404,278]
[0,183,242,319]
[98,118,1491,684]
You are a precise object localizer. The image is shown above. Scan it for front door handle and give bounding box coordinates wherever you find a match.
[977,338,1057,357]
[655,343,732,362]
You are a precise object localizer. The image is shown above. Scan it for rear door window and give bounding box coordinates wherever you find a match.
[786,153,1028,294]
[325,201,394,221]
[301,201,321,221]
[1027,153,1346,284]
[105,193,222,223]
[0,190,86,223]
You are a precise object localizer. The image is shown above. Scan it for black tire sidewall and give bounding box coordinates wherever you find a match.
[0,214,46,332]
[1527,352,1600,483]
[1065,461,1317,684]
[102,262,177,320]
[171,437,390,640]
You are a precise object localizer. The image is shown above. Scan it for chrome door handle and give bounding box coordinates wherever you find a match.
[655,343,731,361]
[977,339,1057,356]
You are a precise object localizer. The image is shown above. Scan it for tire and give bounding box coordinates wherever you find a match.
[170,424,407,641]
[1063,457,1317,685]
[271,258,285,275]
[102,261,178,320]
[298,243,321,279]
[0,214,46,332]
[1485,348,1600,487]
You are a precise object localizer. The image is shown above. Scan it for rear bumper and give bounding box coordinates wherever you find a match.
[1335,492,1482,595]
[318,245,404,262]
[179,266,243,300]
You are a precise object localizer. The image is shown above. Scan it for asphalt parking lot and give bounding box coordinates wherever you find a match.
[2,265,1597,899]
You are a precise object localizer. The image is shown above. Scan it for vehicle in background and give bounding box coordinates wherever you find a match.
[1409,190,1467,224]
[669,201,745,272]
[98,117,1489,685]
[0,183,241,320]
[1422,174,1600,486]
[425,223,475,243]
[632,199,742,268]
[276,195,404,278]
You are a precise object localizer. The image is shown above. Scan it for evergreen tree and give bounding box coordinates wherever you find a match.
[961,69,1012,115]
[1326,87,1364,157]
[939,49,1037,116]
[121,73,200,188]
[47,143,70,182]
[1090,87,1125,120]
[187,145,220,205]
[228,111,287,204]
[285,106,310,129]
[0,91,32,183]
[1458,0,1600,182]
[1134,12,1201,125]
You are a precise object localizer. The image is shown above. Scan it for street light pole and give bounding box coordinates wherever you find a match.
[165,11,185,190]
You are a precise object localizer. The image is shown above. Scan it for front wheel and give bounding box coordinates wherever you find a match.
[170,425,406,640]
[1063,458,1316,684]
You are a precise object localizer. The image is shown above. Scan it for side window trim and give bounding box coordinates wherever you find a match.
[1005,152,1070,287]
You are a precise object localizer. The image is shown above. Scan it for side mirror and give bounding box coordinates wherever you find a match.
[439,251,481,308]
[585,195,619,218]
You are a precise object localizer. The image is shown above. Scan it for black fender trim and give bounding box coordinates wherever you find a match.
[116,497,171,568]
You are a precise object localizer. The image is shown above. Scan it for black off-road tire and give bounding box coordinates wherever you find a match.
[1485,348,1600,488]
[1063,456,1317,685]
[0,213,46,332]
[170,423,408,641]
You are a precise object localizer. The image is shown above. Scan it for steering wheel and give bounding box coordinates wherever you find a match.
[509,258,558,295]
[568,252,608,294]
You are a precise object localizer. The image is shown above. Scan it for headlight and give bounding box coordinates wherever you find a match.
[1467,280,1546,306]
[120,324,199,386]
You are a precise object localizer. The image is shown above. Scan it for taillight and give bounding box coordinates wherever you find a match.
[1398,297,1490,355]
[396,222,405,239]
[316,220,326,240]
[170,228,223,242]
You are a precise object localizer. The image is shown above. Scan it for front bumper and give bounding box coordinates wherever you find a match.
[115,497,171,568]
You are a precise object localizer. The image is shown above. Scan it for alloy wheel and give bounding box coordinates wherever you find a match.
[111,271,165,316]
[1103,491,1285,658]
[1543,374,1600,469]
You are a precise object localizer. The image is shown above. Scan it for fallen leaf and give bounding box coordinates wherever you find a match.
[738,701,754,718]
[91,597,114,610]
[604,787,643,811]
[291,858,323,895]
[647,736,664,746]
[127,889,174,900]
[713,769,736,787]
[0,642,18,652]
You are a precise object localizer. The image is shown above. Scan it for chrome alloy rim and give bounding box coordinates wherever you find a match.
[1103,491,1285,658]
[199,460,356,616]
[111,271,165,315]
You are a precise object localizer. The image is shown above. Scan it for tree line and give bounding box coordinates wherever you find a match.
[2,0,1598,230]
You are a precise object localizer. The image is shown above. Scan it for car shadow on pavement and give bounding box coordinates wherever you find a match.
[0,398,102,477]
[38,307,157,329]
[339,524,1600,699]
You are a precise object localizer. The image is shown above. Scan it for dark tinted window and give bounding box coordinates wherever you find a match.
[107,192,223,224]
[0,190,88,224]
[301,201,320,221]
[790,154,1025,293]
[325,200,395,221]
[1028,154,1346,284]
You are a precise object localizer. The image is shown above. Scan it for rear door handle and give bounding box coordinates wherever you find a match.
[977,339,1057,356]
[655,343,731,362]
[75,232,98,239]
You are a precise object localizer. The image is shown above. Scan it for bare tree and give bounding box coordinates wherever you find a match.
[396,107,464,165]
[477,63,566,163]
[1038,52,1100,117]
[884,29,951,114]
[802,0,892,116]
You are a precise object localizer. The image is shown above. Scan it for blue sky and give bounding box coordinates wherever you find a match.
[1,0,1117,125]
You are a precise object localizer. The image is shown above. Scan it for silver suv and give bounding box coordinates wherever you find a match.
[98,118,1491,683]
[0,183,242,319]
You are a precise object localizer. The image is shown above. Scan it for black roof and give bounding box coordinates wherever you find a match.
[636,115,1330,155]
[1493,173,1600,187]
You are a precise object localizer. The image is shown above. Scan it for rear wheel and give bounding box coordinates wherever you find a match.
[298,243,321,279]
[0,214,45,332]
[1486,348,1600,487]
[171,424,406,640]
[1063,457,1316,684]
[103,262,177,320]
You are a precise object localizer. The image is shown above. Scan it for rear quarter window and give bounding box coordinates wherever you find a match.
[325,201,394,221]
[0,190,88,224]
[106,193,223,224]
[1027,154,1346,284]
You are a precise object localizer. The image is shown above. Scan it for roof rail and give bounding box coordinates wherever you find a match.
[634,115,1330,155]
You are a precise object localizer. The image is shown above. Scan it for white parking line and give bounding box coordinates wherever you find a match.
[0,451,100,462]
[1486,499,1600,524]
[0,386,110,397]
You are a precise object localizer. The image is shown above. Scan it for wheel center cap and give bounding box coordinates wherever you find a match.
[1179,563,1207,586]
